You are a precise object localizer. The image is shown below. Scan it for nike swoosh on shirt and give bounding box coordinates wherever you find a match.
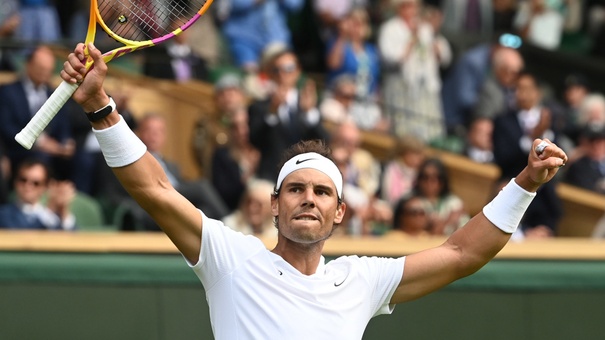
[296,158,316,165]
[334,274,348,287]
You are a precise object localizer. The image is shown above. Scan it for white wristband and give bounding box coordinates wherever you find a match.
[93,115,147,168]
[482,178,537,233]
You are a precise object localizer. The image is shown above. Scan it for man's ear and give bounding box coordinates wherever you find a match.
[333,201,347,224]
[271,195,279,217]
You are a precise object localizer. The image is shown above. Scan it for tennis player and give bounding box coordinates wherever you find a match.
[61,42,568,339]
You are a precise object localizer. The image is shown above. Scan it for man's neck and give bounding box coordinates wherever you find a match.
[271,238,326,276]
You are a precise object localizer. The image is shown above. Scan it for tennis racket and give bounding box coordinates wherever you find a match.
[15,0,213,150]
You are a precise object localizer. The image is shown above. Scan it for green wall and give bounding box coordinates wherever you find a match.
[1,252,604,340]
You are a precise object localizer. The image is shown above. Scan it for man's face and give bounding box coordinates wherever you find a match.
[516,75,540,110]
[14,165,48,205]
[271,169,345,244]
[399,197,429,234]
[270,53,300,88]
[27,48,55,87]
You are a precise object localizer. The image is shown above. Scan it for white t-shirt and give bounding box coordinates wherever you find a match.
[189,212,405,339]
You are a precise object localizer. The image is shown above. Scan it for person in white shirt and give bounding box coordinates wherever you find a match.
[59,41,569,339]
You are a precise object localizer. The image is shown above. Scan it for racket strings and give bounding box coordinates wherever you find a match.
[98,0,207,42]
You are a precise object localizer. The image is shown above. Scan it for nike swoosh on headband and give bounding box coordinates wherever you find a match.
[295,158,317,165]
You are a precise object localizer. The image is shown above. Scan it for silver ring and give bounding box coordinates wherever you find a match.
[535,141,549,155]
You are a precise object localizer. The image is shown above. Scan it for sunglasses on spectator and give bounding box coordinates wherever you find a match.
[337,92,357,101]
[17,177,44,187]
[404,208,426,216]
[272,63,297,74]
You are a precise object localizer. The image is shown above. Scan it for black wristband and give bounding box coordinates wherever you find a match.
[86,96,116,122]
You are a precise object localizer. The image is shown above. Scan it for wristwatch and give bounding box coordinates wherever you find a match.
[86,96,116,122]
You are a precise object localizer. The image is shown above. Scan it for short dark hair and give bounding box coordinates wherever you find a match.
[14,158,51,184]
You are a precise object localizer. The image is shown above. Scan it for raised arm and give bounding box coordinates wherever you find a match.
[61,43,203,263]
[391,139,567,304]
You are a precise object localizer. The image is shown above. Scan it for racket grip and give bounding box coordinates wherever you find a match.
[15,81,79,150]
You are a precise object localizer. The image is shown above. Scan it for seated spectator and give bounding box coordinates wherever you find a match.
[0,158,75,230]
[380,135,426,206]
[313,0,368,41]
[319,74,387,131]
[473,46,524,121]
[514,0,564,50]
[464,117,494,163]
[567,94,605,163]
[556,73,590,147]
[102,114,228,231]
[413,158,469,236]
[325,7,380,100]
[247,48,330,181]
[330,121,391,236]
[492,71,562,233]
[16,0,62,44]
[215,0,304,73]
[441,0,494,39]
[385,194,431,238]
[222,179,277,239]
[564,124,605,194]
[142,16,209,82]
[211,108,260,212]
[0,45,75,180]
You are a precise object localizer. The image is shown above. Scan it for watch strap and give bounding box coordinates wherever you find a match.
[86,96,116,122]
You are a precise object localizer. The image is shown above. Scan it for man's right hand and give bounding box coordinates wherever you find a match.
[60,43,110,113]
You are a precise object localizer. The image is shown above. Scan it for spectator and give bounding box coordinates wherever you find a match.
[464,117,494,163]
[222,178,277,238]
[441,38,502,135]
[16,0,62,44]
[330,122,382,235]
[211,107,260,212]
[0,158,75,230]
[557,73,591,146]
[215,0,305,73]
[380,135,426,206]
[313,0,368,41]
[473,46,524,120]
[137,114,229,219]
[378,0,452,142]
[319,74,387,131]
[103,114,229,231]
[142,16,209,82]
[441,0,494,38]
[247,48,330,181]
[564,124,605,194]
[492,71,562,233]
[0,45,75,180]
[387,194,431,237]
[513,0,564,50]
[413,158,469,236]
[325,7,380,100]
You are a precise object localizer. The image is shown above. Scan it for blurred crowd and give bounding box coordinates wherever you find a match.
[0,0,604,239]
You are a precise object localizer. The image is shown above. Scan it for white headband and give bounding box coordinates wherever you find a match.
[275,152,343,199]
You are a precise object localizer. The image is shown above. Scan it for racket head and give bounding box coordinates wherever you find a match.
[94,0,212,47]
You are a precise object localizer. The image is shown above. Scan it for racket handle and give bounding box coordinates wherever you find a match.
[15,81,79,150]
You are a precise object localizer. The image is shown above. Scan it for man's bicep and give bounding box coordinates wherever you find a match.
[149,190,203,264]
[390,246,462,304]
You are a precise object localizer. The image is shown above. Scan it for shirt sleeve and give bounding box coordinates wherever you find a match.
[188,210,267,290]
